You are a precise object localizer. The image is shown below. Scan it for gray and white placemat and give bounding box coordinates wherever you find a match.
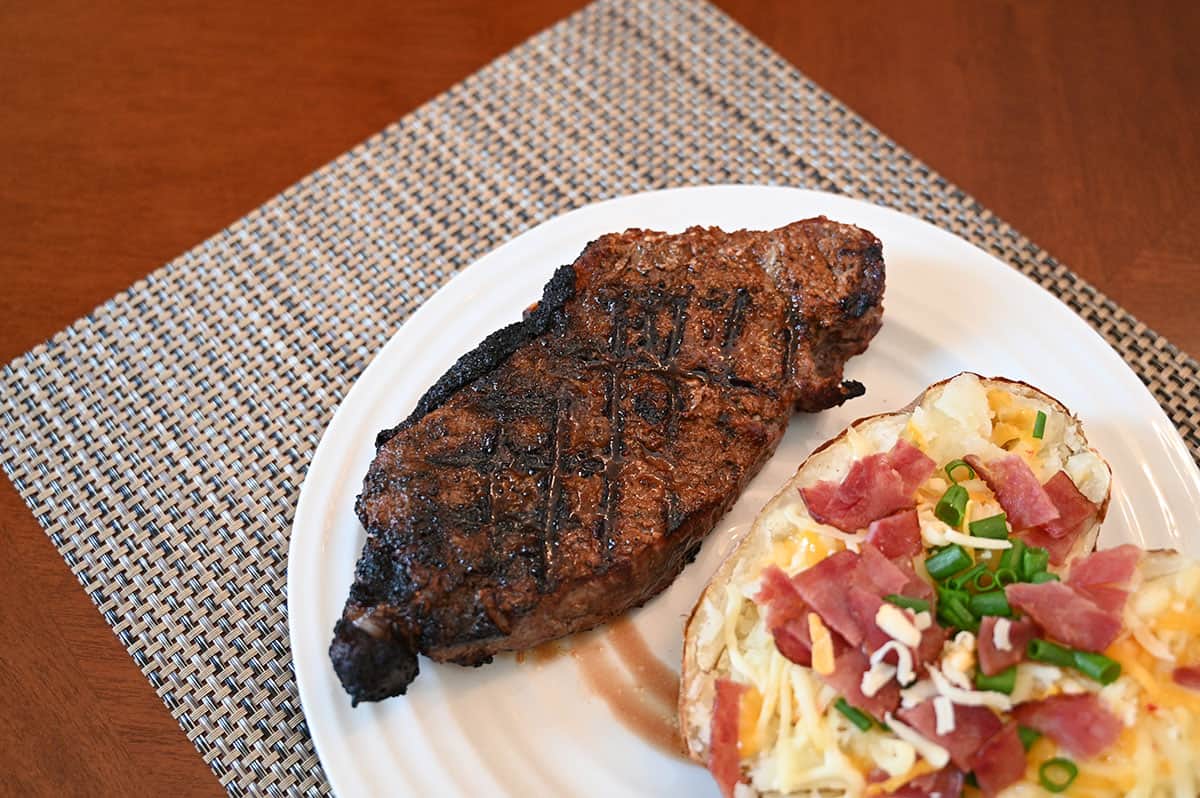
[2,0,1197,794]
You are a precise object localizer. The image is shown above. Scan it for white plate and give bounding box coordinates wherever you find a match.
[288,185,1200,797]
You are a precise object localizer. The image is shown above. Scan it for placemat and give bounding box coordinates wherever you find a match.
[2,0,1197,794]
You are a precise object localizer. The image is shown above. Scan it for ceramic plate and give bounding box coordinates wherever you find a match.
[288,185,1200,797]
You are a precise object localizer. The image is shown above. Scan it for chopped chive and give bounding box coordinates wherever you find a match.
[969,590,1012,618]
[1022,547,1050,580]
[935,484,969,527]
[994,566,1020,586]
[885,594,931,613]
[1033,411,1047,440]
[1028,638,1076,668]
[964,772,979,788]
[974,665,1017,694]
[926,545,972,581]
[937,588,979,632]
[1039,757,1078,792]
[935,485,969,527]
[999,538,1026,572]
[1028,640,1125,684]
[937,586,972,606]
[972,568,998,591]
[944,458,976,483]
[946,562,989,591]
[834,697,873,731]
[969,512,1009,540]
[1073,651,1122,685]
[1031,571,1060,584]
[1018,726,1043,751]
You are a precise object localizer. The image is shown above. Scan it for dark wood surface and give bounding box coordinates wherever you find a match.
[1,1,1196,794]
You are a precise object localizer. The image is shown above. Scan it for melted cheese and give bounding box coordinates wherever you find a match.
[705,382,1189,797]
[1108,638,1200,713]
[929,664,1012,711]
[884,713,950,769]
[864,760,938,796]
[773,527,843,572]
[719,557,1200,797]
[903,418,928,451]
[738,686,764,757]
[1004,566,1200,797]
[809,613,835,676]
[1154,609,1200,634]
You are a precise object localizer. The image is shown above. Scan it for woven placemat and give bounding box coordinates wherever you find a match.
[2,0,1197,794]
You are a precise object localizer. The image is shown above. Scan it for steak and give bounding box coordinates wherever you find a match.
[330,218,885,703]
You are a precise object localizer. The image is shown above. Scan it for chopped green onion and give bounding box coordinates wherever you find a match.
[999,538,1026,572]
[1073,651,1122,685]
[1022,547,1050,580]
[972,568,998,591]
[935,484,969,527]
[1028,638,1076,668]
[834,697,873,731]
[964,773,979,788]
[969,590,1013,618]
[1031,571,1060,584]
[1039,758,1078,792]
[926,545,972,581]
[1027,640,1124,684]
[1018,726,1043,751]
[937,586,971,604]
[1033,411,1047,440]
[946,562,989,591]
[994,566,1020,586]
[974,665,1017,694]
[937,587,979,631]
[944,458,976,483]
[885,594,931,613]
[969,512,1009,540]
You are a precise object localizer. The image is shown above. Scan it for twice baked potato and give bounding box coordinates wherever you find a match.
[678,374,1199,797]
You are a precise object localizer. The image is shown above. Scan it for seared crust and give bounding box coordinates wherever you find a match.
[331,218,886,704]
[374,263,579,448]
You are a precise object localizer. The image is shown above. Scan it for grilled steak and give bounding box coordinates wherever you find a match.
[330,218,885,703]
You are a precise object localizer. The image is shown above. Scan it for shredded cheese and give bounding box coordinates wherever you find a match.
[737,686,764,757]
[900,679,936,709]
[929,664,1013,711]
[866,735,917,779]
[1129,616,1175,661]
[933,695,956,735]
[861,661,898,698]
[703,384,1198,798]
[993,617,1013,652]
[942,528,1013,550]
[941,632,976,689]
[875,604,921,648]
[864,759,938,796]
[871,641,917,686]
[883,713,950,769]
[808,613,835,676]
[917,509,952,547]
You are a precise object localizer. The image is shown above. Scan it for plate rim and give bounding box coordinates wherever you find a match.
[287,184,1200,797]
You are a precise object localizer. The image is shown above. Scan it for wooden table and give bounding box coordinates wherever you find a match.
[2,1,1196,794]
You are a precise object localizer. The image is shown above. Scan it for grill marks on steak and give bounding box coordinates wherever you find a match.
[331,218,884,703]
